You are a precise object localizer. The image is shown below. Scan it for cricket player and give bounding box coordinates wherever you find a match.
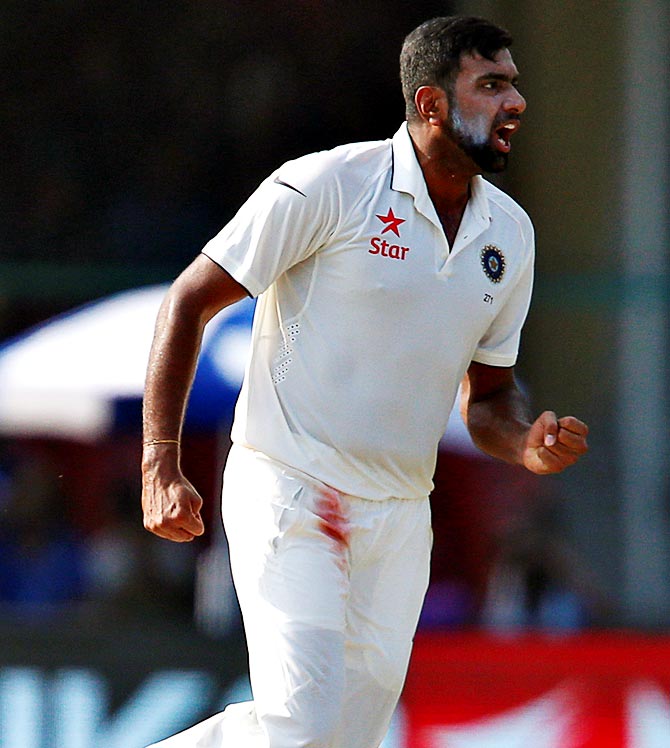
[141,15,588,748]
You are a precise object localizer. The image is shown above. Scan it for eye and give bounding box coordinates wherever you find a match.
[481,79,521,95]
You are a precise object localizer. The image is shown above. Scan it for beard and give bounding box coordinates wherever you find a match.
[445,101,509,174]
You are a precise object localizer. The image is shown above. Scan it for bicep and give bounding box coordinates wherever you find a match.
[167,253,250,326]
[464,361,518,404]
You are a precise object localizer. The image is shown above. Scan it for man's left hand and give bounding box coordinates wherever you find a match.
[522,411,589,475]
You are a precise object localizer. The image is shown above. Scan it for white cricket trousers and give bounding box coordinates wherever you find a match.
[148,445,432,748]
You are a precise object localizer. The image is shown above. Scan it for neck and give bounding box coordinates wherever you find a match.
[408,122,477,243]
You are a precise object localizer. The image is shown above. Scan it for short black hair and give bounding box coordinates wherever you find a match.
[400,15,513,121]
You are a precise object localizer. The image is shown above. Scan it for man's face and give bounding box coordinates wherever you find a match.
[443,49,526,173]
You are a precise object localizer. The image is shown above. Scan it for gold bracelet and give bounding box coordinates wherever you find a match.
[143,438,181,447]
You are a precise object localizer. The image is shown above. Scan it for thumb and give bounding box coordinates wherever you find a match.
[539,410,558,447]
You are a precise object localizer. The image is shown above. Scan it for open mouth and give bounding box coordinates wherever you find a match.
[494,121,520,153]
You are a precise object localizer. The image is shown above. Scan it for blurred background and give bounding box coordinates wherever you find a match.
[0,0,668,746]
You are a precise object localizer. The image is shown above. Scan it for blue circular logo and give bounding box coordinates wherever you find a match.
[480,245,506,283]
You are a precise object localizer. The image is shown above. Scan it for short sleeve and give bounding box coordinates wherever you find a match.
[472,219,535,367]
[202,156,338,297]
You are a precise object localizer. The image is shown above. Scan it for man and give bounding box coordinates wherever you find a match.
[142,15,588,748]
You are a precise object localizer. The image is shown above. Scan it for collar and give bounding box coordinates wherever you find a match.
[390,122,492,230]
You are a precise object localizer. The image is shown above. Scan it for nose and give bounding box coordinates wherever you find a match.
[505,88,526,115]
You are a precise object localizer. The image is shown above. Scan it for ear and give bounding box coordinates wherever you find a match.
[414,85,448,127]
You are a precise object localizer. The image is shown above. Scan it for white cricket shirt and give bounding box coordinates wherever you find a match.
[203,123,534,500]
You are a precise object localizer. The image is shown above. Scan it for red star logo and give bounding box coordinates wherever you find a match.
[376,207,406,237]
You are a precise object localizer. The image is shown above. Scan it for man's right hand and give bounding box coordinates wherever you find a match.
[142,456,205,542]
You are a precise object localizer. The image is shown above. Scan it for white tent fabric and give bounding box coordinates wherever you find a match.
[0,286,254,441]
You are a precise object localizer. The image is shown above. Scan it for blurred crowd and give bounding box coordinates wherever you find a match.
[0,437,199,625]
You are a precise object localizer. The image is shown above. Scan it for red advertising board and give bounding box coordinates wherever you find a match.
[402,632,670,747]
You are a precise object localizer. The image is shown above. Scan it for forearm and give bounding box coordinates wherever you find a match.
[142,291,205,448]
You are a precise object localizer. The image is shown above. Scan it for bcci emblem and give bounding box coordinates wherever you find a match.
[480,244,506,283]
